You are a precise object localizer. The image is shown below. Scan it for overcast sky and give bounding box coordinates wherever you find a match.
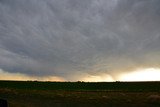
[0,0,160,81]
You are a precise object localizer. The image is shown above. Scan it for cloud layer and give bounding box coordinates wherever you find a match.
[0,0,160,81]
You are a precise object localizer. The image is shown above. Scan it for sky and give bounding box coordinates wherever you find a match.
[0,0,160,81]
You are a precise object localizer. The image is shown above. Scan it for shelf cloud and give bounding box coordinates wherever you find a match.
[0,0,160,81]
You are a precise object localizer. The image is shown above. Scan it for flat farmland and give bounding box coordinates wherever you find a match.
[0,81,160,107]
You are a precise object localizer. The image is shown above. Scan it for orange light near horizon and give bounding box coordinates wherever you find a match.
[0,69,65,81]
[118,68,160,81]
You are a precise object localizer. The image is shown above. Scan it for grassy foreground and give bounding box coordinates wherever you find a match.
[0,81,160,107]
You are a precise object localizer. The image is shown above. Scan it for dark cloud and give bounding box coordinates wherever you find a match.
[0,0,160,80]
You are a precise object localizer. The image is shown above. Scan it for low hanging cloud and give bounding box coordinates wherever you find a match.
[0,69,65,81]
[0,0,160,81]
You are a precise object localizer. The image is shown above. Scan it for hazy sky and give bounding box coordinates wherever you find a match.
[0,0,160,81]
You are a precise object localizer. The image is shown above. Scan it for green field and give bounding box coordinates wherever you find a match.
[0,81,160,107]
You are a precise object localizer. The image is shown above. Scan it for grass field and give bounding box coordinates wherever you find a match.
[0,81,160,107]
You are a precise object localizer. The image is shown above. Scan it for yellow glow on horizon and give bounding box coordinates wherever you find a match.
[2,68,160,82]
[118,68,160,81]
[0,69,65,81]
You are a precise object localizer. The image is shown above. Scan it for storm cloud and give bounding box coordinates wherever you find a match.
[0,0,160,81]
